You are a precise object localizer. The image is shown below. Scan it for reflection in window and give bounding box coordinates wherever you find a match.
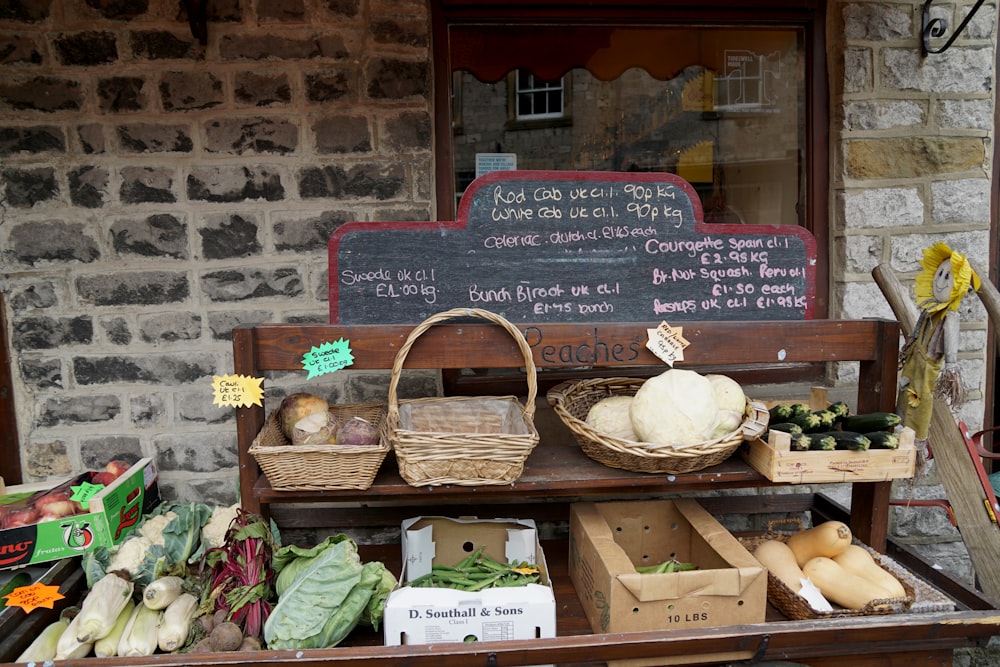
[515,71,565,119]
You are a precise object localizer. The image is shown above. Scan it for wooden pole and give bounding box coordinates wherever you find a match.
[872,264,1000,603]
[970,261,1000,357]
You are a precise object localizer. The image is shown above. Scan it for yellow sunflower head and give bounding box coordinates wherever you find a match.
[913,242,981,313]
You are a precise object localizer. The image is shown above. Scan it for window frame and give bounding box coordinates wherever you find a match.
[431,0,829,317]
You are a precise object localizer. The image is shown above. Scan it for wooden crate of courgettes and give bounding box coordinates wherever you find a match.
[739,387,916,484]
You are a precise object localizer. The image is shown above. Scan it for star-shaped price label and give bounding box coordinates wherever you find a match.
[645,322,690,366]
[3,581,64,614]
[302,338,354,379]
[212,374,265,408]
[71,481,104,509]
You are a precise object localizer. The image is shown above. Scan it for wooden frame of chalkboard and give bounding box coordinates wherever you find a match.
[329,170,817,325]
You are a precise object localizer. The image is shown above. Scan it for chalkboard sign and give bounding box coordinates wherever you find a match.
[329,171,816,324]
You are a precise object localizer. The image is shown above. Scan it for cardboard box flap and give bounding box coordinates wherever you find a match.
[617,565,763,602]
[674,499,763,571]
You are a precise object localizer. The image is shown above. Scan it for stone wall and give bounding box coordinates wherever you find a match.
[0,0,433,502]
[827,0,997,593]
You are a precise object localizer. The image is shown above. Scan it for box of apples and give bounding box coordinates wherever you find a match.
[0,458,160,569]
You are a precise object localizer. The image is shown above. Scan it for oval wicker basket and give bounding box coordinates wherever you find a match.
[547,376,768,474]
[249,402,390,491]
[387,308,540,487]
[738,519,916,620]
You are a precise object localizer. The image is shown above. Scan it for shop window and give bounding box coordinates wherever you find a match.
[432,0,829,316]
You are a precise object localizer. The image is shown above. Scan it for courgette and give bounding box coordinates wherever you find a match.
[768,422,804,437]
[769,403,797,422]
[866,431,900,450]
[788,412,823,433]
[806,433,837,451]
[812,409,838,431]
[840,411,901,433]
[790,433,813,451]
[788,402,813,417]
[0,572,32,606]
[826,401,851,419]
[820,431,871,451]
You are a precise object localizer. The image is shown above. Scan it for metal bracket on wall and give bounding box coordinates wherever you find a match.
[922,0,987,56]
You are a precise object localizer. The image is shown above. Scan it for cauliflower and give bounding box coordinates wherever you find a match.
[107,533,155,577]
[200,503,240,550]
[138,510,179,543]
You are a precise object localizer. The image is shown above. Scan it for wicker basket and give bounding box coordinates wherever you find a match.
[738,519,916,620]
[547,376,769,474]
[387,308,540,487]
[248,402,390,491]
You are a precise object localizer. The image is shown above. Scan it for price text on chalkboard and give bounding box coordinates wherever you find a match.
[329,171,816,324]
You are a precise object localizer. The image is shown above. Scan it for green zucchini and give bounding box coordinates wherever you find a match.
[788,402,813,417]
[790,433,812,451]
[806,433,837,451]
[768,403,797,422]
[866,431,900,450]
[787,412,823,433]
[768,422,804,437]
[812,409,838,431]
[826,401,851,419]
[0,572,32,606]
[840,411,901,433]
[818,430,871,451]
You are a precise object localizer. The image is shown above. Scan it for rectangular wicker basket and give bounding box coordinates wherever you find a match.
[387,308,540,487]
[249,402,390,491]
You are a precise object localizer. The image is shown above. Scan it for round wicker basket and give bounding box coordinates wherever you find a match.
[547,376,768,474]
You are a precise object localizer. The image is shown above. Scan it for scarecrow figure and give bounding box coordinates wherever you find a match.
[898,242,980,441]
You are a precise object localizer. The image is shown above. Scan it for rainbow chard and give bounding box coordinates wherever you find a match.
[202,508,277,641]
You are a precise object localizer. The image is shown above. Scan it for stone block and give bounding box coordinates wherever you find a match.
[257,0,306,21]
[12,315,93,350]
[234,71,292,107]
[22,440,71,480]
[117,123,194,152]
[383,110,431,150]
[9,219,99,264]
[0,34,42,65]
[77,124,106,153]
[323,0,360,18]
[365,57,428,99]
[175,389,233,424]
[305,69,354,102]
[837,234,883,274]
[131,393,166,427]
[130,30,200,60]
[53,31,117,66]
[843,99,925,130]
[0,1,51,22]
[843,3,912,40]
[8,281,59,311]
[273,210,350,252]
[0,125,65,155]
[73,352,215,385]
[160,70,224,111]
[119,165,177,203]
[19,358,62,390]
[370,18,428,48]
[888,230,991,273]
[38,394,121,426]
[153,431,238,472]
[171,475,240,505]
[219,33,345,61]
[198,213,262,259]
[78,0,150,20]
[845,137,985,179]
[313,114,371,153]
[199,267,304,302]
[204,117,298,154]
[883,47,994,94]
[76,270,190,306]
[930,179,991,224]
[841,187,923,229]
[111,213,188,259]
[79,437,143,471]
[1,166,59,207]
[100,316,133,345]
[298,162,405,200]
[837,280,896,320]
[138,311,202,343]
[98,76,147,113]
[207,310,275,340]
[187,165,285,202]
[0,76,82,111]
[937,99,993,130]
[844,47,871,93]
[68,165,109,208]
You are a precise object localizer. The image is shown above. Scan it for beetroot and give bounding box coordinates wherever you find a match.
[335,416,379,446]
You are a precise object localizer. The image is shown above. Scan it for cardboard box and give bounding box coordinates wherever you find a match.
[740,389,917,483]
[0,458,159,569]
[384,516,556,647]
[569,499,767,667]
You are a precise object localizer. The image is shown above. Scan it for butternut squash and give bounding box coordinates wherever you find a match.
[785,520,852,566]
[832,544,907,599]
[753,539,806,592]
[802,556,894,610]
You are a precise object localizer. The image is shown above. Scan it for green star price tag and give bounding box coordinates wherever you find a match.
[302,338,355,378]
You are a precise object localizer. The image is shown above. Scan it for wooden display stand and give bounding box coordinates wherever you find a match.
[223,318,999,667]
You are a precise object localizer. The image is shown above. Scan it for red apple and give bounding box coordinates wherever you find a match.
[104,460,132,479]
[34,488,81,520]
[92,471,116,487]
[3,505,40,528]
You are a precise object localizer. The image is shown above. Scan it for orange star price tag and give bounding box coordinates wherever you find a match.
[3,581,64,614]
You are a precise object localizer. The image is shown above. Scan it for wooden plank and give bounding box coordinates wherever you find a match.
[0,293,22,485]
[873,263,1000,603]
